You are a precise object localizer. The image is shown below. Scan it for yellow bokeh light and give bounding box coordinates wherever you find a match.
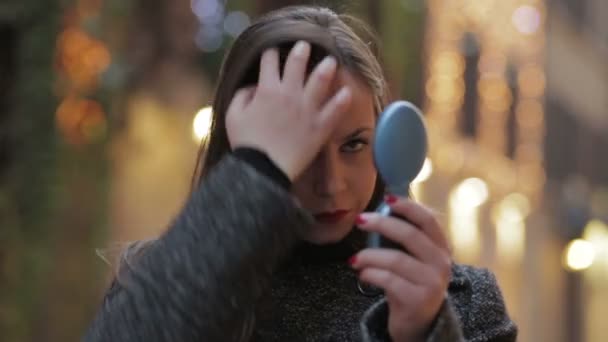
[493,193,531,223]
[478,52,507,74]
[582,220,608,278]
[453,177,490,208]
[504,193,531,217]
[448,177,490,263]
[478,76,510,102]
[493,193,530,263]
[449,184,482,263]
[193,106,213,142]
[564,239,596,271]
[583,220,608,241]
[425,75,464,104]
[518,65,546,98]
[516,99,544,129]
[495,215,525,263]
[430,51,465,76]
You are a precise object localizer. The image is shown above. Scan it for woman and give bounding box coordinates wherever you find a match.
[85,6,517,342]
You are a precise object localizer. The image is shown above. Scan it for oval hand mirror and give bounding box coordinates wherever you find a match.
[367,101,428,250]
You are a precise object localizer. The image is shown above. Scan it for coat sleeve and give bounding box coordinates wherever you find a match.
[359,265,517,342]
[454,267,518,342]
[83,154,313,342]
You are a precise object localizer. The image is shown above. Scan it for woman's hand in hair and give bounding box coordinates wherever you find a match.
[351,196,452,342]
[226,41,352,181]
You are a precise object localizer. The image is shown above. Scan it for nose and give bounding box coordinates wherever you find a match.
[312,149,348,197]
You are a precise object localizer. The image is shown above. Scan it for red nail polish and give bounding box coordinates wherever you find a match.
[356,215,367,225]
[348,255,357,265]
[385,194,398,204]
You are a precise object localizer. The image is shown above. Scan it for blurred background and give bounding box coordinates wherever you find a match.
[1,0,607,341]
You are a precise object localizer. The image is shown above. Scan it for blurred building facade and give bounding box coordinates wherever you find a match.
[544,0,608,341]
[417,0,608,341]
[418,1,550,341]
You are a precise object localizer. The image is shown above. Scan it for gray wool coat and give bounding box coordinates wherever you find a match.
[84,155,517,341]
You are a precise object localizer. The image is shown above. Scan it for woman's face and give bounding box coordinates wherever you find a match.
[291,70,377,244]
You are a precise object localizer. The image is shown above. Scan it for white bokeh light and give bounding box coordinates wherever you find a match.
[193,106,213,142]
[191,0,225,25]
[453,178,489,208]
[512,5,541,35]
[224,11,251,38]
[564,239,596,271]
[195,25,224,52]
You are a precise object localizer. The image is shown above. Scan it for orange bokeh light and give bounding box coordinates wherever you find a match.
[56,96,107,145]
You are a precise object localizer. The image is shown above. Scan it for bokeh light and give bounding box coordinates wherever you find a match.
[224,11,250,38]
[452,177,490,208]
[195,25,224,52]
[516,99,544,129]
[57,27,111,90]
[564,239,596,271]
[583,220,608,277]
[512,5,541,35]
[56,97,107,145]
[191,0,225,25]
[493,193,530,263]
[518,65,546,98]
[425,75,464,105]
[193,106,213,142]
[430,51,465,76]
[449,180,484,262]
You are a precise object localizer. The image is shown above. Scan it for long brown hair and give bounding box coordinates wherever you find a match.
[191,5,389,211]
[107,6,391,280]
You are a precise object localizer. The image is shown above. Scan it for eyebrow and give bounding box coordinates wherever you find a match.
[343,127,373,140]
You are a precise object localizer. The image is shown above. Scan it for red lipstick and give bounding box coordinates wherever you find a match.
[314,210,351,224]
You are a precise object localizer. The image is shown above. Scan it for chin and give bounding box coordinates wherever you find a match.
[302,221,354,245]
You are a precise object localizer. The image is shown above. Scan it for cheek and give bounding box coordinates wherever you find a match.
[348,153,377,208]
[360,164,378,206]
[290,171,315,204]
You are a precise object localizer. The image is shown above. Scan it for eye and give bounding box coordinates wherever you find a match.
[340,138,369,153]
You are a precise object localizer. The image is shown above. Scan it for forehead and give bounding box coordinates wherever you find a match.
[330,70,376,132]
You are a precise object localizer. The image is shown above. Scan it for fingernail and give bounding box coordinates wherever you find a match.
[348,255,357,266]
[319,56,336,74]
[293,41,309,56]
[356,214,367,225]
[385,194,398,204]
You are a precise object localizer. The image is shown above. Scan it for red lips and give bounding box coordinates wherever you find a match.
[314,210,351,224]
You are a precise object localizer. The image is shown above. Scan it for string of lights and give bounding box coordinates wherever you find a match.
[423,0,547,264]
[54,0,110,146]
